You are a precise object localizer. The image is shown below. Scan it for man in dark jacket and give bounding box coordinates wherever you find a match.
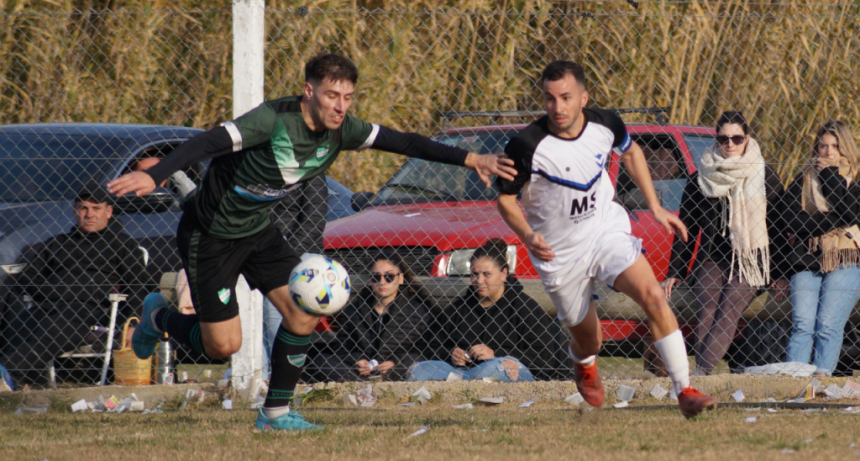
[0,183,147,386]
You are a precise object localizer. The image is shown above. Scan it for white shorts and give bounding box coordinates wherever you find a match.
[541,231,642,327]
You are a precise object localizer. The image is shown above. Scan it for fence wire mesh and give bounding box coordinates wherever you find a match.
[1,3,860,389]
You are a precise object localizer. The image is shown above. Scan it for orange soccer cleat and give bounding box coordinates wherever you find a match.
[572,361,605,407]
[677,387,718,419]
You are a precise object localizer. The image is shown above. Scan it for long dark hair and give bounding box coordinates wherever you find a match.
[358,249,431,306]
[469,238,516,285]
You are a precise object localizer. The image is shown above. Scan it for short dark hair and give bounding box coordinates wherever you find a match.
[716,110,750,135]
[541,60,587,88]
[304,53,359,85]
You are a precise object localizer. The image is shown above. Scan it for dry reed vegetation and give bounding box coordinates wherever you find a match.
[1,1,858,190]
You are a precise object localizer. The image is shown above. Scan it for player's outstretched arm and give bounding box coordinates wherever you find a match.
[369,126,516,187]
[497,193,555,261]
[108,127,236,198]
[620,142,688,242]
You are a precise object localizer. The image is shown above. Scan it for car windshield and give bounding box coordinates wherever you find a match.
[375,129,517,203]
[682,133,716,170]
[0,133,123,203]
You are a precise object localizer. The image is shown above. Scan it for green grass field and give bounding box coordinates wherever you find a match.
[3,406,860,461]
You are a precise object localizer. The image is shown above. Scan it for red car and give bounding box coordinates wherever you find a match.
[323,108,722,356]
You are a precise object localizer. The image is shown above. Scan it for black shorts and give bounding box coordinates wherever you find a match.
[176,215,301,323]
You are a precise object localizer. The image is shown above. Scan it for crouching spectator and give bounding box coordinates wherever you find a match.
[0,183,147,386]
[408,239,559,382]
[310,251,430,381]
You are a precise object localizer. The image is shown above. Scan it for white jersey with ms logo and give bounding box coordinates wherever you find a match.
[496,108,634,278]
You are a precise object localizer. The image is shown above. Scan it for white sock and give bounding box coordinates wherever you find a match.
[568,345,596,366]
[262,405,290,418]
[150,307,165,333]
[653,329,691,394]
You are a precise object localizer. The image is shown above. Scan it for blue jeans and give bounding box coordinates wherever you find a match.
[261,298,283,381]
[406,357,535,382]
[786,265,860,375]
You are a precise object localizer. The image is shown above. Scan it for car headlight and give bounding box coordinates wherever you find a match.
[1,263,27,275]
[446,245,517,276]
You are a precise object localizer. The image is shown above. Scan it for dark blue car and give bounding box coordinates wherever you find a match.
[0,123,353,300]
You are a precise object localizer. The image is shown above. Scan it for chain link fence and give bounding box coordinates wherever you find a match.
[2,2,860,389]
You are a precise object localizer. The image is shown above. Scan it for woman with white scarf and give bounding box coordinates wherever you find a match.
[780,120,860,377]
[663,111,787,375]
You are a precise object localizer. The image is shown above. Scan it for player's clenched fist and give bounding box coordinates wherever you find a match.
[107,171,157,198]
[525,232,555,261]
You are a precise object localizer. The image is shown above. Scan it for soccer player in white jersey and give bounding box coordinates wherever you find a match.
[496,61,717,418]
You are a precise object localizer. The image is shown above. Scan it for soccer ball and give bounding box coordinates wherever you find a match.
[288,255,351,316]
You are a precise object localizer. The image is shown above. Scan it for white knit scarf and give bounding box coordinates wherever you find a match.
[697,137,770,287]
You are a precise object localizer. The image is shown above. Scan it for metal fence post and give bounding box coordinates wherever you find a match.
[231,0,266,402]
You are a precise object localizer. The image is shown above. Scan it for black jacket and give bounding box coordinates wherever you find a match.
[777,167,856,277]
[667,167,787,282]
[428,278,565,380]
[332,290,430,367]
[16,221,148,321]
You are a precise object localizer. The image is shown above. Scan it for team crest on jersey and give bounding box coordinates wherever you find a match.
[218,288,231,304]
[315,147,330,158]
[288,354,307,367]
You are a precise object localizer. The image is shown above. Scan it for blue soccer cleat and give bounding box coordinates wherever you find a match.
[132,293,167,359]
[255,409,324,431]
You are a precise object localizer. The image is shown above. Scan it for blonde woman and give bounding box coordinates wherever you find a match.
[663,111,787,375]
[781,120,860,377]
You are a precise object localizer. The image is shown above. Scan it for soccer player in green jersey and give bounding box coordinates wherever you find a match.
[108,54,517,431]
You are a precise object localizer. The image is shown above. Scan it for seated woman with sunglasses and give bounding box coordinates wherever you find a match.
[780,120,860,377]
[407,239,562,382]
[662,111,787,375]
[309,251,431,382]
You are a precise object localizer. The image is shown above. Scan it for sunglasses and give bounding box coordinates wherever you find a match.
[716,135,747,146]
[369,272,400,284]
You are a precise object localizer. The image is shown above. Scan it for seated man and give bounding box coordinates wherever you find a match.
[0,182,148,386]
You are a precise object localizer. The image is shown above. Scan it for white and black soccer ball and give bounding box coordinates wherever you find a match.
[288,255,351,316]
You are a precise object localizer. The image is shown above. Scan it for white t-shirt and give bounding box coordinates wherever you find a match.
[497,108,634,278]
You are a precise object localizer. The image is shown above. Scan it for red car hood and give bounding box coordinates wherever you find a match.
[324,201,516,251]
